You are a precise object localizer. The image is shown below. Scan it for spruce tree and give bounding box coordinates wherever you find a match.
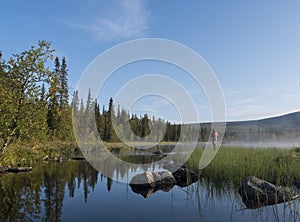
[47,57,60,137]
[59,57,69,109]
[104,98,114,141]
[71,91,79,111]
[58,57,72,140]
[141,114,150,138]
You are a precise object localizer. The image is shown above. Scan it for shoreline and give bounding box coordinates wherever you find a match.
[1,141,299,171]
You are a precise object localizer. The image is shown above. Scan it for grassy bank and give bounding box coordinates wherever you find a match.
[186,147,300,187]
[0,141,79,167]
[0,141,159,167]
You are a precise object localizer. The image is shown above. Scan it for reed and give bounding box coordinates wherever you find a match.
[186,147,300,187]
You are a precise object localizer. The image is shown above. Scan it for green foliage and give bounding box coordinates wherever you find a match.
[47,57,73,140]
[0,41,73,154]
[0,41,54,151]
[59,57,69,108]
[0,141,78,167]
[47,57,60,137]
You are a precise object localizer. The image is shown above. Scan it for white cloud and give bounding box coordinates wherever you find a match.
[131,105,158,114]
[65,0,150,41]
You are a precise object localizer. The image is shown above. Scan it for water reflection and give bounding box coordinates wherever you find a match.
[87,144,192,183]
[0,161,98,222]
[0,160,299,221]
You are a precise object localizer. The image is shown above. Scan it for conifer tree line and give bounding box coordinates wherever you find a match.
[72,92,184,143]
[0,41,212,153]
[72,91,212,143]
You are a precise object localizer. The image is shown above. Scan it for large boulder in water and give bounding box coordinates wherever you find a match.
[239,176,299,209]
[172,166,199,187]
[130,171,176,186]
[129,167,200,198]
[130,171,176,198]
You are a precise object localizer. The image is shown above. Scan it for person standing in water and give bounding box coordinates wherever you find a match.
[211,129,218,148]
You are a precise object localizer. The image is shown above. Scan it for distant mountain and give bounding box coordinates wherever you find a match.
[224,111,300,142]
[199,111,300,142]
[227,111,300,129]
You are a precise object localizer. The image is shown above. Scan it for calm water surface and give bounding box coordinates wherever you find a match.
[0,150,299,222]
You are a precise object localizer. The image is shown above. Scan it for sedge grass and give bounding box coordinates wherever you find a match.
[186,147,300,187]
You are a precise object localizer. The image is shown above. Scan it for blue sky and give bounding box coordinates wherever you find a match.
[1,0,300,122]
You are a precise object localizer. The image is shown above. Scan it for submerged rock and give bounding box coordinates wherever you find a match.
[239,176,300,209]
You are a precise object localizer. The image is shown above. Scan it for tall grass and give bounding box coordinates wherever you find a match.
[186,147,300,187]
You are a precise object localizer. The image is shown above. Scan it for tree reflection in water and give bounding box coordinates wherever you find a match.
[0,160,98,222]
[0,159,299,222]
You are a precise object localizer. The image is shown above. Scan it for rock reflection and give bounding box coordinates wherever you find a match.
[130,181,175,198]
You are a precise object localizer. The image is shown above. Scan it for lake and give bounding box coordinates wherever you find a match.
[0,149,300,222]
